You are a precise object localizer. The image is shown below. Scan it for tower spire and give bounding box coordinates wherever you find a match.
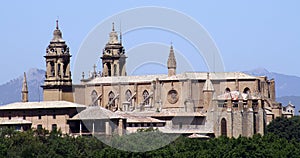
[22,72,28,102]
[52,19,63,41]
[43,20,73,102]
[167,43,177,76]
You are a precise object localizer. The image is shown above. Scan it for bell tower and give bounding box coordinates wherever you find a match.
[42,20,73,102]
[101,23,127,77]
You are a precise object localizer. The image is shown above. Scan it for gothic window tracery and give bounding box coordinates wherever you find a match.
[143,90,149,105]
[91,90,98,106]
[109,91,115,107]
[125,90,132,101]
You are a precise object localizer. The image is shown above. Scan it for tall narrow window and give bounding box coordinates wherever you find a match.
[91,90,98,106]
[221,118,227,136]
[57,63,61,76]
[143,90,149,105]
[108,91,115,107]
[50,62,55,76]
[63,62,68,77]
[125,90,132,101]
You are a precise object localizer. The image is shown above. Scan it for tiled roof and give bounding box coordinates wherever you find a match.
[69,106,123,120]
[116,112,165,123]
[83,72,258,85]
[0,119,32,125]
[0,101,86,110]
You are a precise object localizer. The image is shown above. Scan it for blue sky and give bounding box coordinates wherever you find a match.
[1,1,300,84]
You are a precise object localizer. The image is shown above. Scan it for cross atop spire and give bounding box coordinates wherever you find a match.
[56,19,59,30]
[52,19,63,41]
[108,22,118,44]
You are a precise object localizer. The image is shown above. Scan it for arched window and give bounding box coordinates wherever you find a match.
[225,88,231,93]
[108,91,115,107]
[113,64,117,76]
[221,118,227,136]
[91,90,98,106]
[143,90,149,105]
[243,87,251,94]
[125,90,132,101]
[50,62,55,76]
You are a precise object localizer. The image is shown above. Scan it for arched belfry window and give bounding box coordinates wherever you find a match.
[91,90,98,106]
[50,62,55,76]
[225,88,231,93]
[243,87,251,94]
[143,90,150,105]
[221,118,227,136]
[125,90,132,101]
[108,91,115,107]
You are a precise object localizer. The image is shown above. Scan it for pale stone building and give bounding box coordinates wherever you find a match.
[68,23,282,137]
[282,102,295,118]
[0,20,290,138]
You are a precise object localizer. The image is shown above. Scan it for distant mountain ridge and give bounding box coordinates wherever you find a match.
[244,68,300,97]
[0,68,44,105]
[244,68,300,114]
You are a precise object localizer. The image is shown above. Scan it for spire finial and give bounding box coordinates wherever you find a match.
[93,64,97,73]
[112,22,115,31]
[120,21,122,44]
[56,19,59,30]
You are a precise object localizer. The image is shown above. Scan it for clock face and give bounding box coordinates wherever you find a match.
[167,89,179,104]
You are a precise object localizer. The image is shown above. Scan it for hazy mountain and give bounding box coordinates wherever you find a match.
[244,68,300,97]
[244,68,300,114]
[0,68,44,105]
[277,96,300,114]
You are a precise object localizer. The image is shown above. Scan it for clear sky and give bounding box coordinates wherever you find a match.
[1,1,300,84]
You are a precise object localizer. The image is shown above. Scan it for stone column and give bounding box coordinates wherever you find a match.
[60,63,64,78]
[54,62,58,77]
[105,121,112,135]
[92,121,95,136]
[235,79,239,91]
[79,121,82,136]
[257,108,265,135]
[118,119,123,136]
[227,109,233,138]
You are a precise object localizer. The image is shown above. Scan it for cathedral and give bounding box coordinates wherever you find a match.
[0,21,294,138]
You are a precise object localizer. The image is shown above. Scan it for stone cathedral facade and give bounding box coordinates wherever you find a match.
[41,21,287,138]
